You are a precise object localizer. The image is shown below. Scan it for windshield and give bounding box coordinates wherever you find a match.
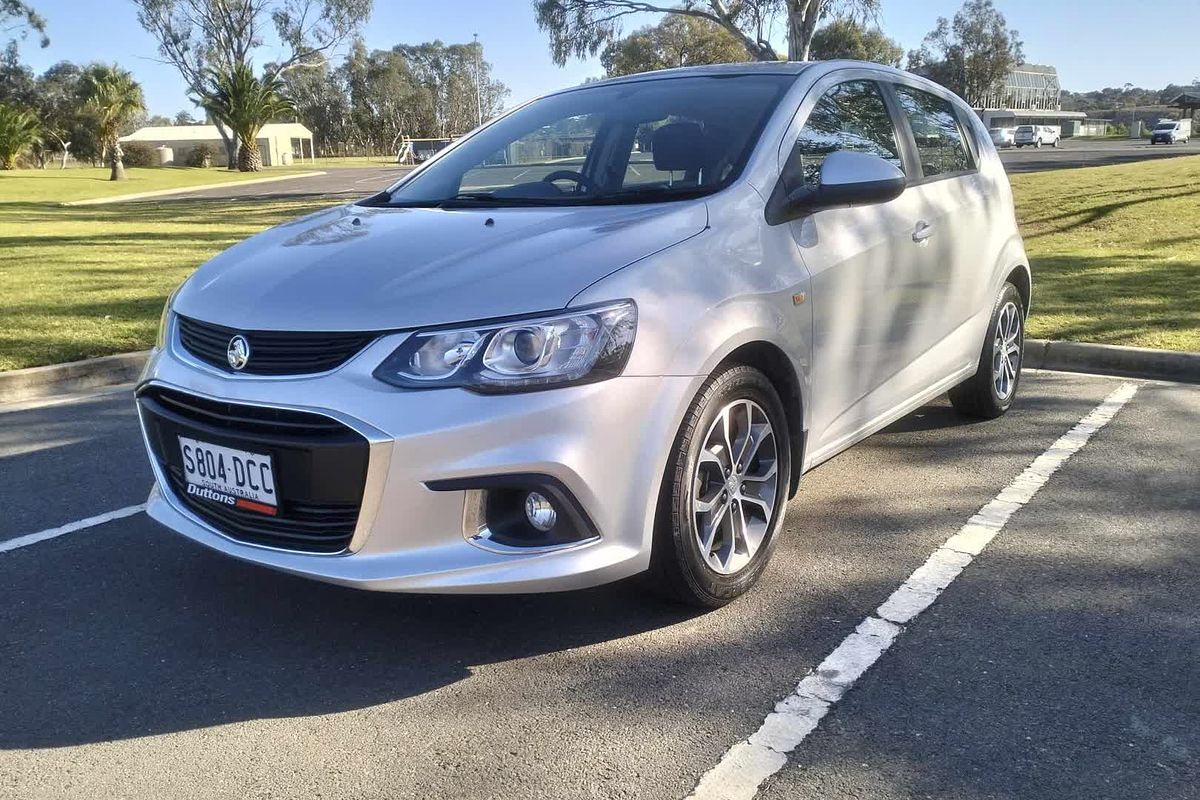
[378,74,794,208]
[1155,123,1176,130]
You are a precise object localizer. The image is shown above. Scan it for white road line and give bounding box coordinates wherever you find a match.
[0,505,146,555]
[686,382,1140,800]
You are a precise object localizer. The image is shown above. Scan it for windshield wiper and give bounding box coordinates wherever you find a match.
[435,192,573,208]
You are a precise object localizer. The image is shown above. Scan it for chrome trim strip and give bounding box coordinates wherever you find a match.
[459,489,602,556]
[135,379,393,556]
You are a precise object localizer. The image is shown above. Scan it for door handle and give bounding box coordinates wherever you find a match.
[912,221,935,244]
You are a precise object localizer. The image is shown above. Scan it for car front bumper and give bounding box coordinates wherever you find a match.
[136,332,700,593]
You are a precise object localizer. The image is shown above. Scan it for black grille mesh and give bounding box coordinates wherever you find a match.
[176,315,379,376]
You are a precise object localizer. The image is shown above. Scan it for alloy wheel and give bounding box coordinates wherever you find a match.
[992,301,1022,400]
[691,399,779,575]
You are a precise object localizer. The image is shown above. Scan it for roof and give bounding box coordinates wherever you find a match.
[581,60,812,88]
[119,122,312,143]
[1167,90,1200,107]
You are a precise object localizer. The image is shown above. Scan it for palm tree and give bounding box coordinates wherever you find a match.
[81,65,146,181]
[201,65,295,172]
[0,104,42,170]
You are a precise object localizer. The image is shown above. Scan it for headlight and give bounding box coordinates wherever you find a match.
[155,282,186,349]
[373,300,637,393]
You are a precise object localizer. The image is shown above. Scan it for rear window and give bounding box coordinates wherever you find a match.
[892,85,975,177]
[1016,126,1034,133]
[1155,123,1176,130]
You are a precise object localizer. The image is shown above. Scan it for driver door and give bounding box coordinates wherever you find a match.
[779,78,931,462]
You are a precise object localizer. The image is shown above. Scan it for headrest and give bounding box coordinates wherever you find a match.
[652,122,707,173]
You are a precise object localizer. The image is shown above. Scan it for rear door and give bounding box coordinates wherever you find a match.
[884,81,991,380]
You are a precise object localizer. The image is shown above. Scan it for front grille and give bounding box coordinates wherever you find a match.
[177,315,379,376]
[140,387,370,554]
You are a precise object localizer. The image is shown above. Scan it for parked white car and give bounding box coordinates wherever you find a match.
[137,61,1032,606]
[1014,124,1060,148]
[989,127,1015,148]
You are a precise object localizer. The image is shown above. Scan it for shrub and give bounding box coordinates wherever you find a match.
[121,142,157,167]
[186,143,215,167]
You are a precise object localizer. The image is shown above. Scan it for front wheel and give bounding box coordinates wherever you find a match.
[949,282,1025,419]
[648,365,792,607]
[1035,139,1042,148]
[1052,138,1060,147]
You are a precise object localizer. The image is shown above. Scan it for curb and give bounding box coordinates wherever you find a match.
[61,171,327,206]
[1024,339,1200,384]
[0,351,150,405]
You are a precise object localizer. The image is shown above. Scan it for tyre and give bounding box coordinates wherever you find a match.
[1052,138,1059,147]
[949,282,1025,419]
[1035,139,1042,148]
[648,364,792,608]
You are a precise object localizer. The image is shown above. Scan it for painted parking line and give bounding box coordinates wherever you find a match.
[0,505,146,555]
[686,382,1140,800]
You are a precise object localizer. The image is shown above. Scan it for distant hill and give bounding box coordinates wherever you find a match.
[1061,84,1196,113]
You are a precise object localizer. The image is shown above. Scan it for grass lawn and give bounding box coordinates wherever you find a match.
[0,157,1197,372]
[1013,155,1200,351]
[0,165,322,204]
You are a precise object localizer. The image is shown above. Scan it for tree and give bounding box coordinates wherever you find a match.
[906,0,1023,108]
[81,65,145,180]
[0,42,35,107]
[0,101,39,168]
[32,60,83,168]
[601,14,749,76]
[174,109,198,125]
[200,64,295,171]
[533,0,878,65]
[133,0,372,167]
[1,0,47,47]
[810,17,901,66]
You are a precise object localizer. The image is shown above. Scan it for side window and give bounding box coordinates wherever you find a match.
[786,80,903,190]
[892,86,975,178]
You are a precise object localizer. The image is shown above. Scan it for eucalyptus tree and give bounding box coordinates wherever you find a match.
[601,15,749,77]
[533,0,878,65]
[809,17,902,66]
[81,64,145,180]
[906,0,1023,108]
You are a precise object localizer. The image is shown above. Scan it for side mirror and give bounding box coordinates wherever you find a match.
[772,150,906,222]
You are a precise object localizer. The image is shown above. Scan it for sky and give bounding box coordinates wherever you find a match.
[14,0,1200,117]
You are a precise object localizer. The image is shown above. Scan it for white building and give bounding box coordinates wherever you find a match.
[976,64,1087,136]
[119,122,315,167]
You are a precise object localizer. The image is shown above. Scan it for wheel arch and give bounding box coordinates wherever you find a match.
[1005,263,1032,318]
[717,340,806,498]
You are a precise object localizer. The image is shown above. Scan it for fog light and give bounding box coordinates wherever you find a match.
[524,491,557,531]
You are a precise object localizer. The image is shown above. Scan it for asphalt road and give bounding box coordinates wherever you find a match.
[997,137,1200,173]
[1,370,1196,799]
[158,138,1200,205]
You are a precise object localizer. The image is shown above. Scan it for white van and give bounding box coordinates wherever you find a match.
[1150,119,1192,145]
[1014,125,1060,148]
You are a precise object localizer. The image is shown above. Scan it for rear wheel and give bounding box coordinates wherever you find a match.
[949,282,1025,419]
[648,365,791,608]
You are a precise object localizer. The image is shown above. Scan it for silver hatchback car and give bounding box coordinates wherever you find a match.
[138,61,1030,606]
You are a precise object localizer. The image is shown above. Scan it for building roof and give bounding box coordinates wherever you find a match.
[119,122,312,143]
[984,109,1087,120]
[1167,89,1200,107]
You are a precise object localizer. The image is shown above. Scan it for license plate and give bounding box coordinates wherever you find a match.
[179,436,277,514]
